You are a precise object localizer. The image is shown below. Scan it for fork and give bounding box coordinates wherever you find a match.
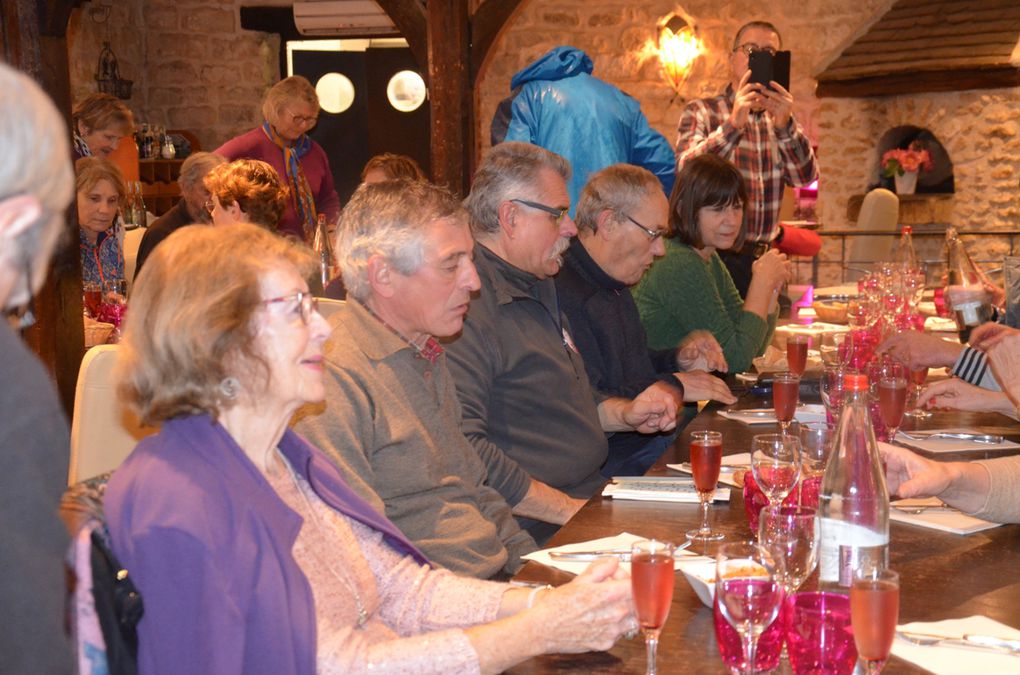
[899,431,1004,444]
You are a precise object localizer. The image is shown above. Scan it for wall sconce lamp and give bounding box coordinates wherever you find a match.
[653,11,703,103]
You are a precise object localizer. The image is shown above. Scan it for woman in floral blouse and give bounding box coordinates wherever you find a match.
[76,157,125,290]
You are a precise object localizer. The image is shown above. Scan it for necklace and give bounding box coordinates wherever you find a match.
[276,452,371,628]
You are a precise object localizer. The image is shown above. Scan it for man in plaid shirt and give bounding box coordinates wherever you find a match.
[675,20,818,295]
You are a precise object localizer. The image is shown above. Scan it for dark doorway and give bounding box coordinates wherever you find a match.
[290,42,430,205]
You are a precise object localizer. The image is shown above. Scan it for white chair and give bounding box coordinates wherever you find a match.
[845,188,899,281]
[316,298,345,320]
[68,345,157,486]
[123,226,146,294]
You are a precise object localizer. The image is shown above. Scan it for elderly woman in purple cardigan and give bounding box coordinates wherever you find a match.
[105,222,635,674]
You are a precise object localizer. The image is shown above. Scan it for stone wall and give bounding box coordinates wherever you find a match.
[68,0,280,151]
[816,88,1020,284]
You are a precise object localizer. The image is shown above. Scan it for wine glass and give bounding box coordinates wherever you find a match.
[631,539,676,675]
[820,365,846,425]
[687,431,725,542]
[799,422,834,479]
[751,433,801,507]
[820,332,853,369]
[786,335,809,377]
[757,505,818,595]
[716,542,785,675]
[851,568,900,674]
[772,371,800,434]
[871,360,907,442]
[904,366,932,419]
[83,281,103,319]
[798,421,833,505]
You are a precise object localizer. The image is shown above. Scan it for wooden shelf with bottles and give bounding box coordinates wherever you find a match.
[138,159,183,217]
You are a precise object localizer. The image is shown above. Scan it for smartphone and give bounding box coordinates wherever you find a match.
[748,50,791,91]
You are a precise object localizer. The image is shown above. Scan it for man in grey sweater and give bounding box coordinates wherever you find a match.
[445,142,681,542]
[293,179,536,578]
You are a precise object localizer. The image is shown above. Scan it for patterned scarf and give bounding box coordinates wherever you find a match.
[262,121,317,242]
[73,132,92,158]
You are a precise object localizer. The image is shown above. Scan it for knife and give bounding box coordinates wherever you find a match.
[902,431,1004,444]
[548,540,693,562]
[898,631,1020,655]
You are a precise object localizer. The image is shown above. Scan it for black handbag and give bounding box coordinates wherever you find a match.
[90,527,144,675]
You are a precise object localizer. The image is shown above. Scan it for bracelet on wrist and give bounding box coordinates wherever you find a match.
[526,584,553,609]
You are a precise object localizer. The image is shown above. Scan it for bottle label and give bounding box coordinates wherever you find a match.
[818,517,889,586]
[955,300,982,326]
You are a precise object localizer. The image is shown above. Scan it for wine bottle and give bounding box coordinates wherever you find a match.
[312,214,335,288]
[893,225,920,272]
[944,226,992,343]
[818,373,890,591]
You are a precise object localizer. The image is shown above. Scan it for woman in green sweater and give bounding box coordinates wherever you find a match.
[633,155,790,373]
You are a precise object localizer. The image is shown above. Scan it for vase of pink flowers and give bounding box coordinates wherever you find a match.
[881,144,934,195]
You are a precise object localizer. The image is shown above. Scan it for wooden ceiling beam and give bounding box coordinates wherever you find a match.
[817,66,1020,98]
[470,0,525,83]
[374,0,427,72]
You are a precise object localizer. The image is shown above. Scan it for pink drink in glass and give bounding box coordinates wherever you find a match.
[909,368,928,386]
[83,288,102,318]
[691,439,723,495]
[851,576,900,666]
[877,378,907,434]
[632,551,675,630]
[773,373,800,431]
[785,592,857,675]
[713,593,784,673]
[787,336,809,376]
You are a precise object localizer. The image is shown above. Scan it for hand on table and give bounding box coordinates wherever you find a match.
[880,443,955,499]
[530,558,635,653]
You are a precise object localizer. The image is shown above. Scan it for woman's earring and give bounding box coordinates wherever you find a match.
[219,377,240,400]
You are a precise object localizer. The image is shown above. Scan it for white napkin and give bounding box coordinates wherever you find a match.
[521,531,701,576]
[893,615,1020,674]
[667,452,750,488]
[602,477,730,503]
[894,430,1020,454]
[890,497,1002,535]
[717,404,827,425]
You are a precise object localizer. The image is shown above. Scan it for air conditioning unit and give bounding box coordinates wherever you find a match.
[293,1,399,37]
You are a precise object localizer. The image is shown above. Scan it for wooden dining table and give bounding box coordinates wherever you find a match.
[509,384,1020,674]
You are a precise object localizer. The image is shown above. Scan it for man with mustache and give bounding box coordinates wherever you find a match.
[446,142,679,543]
[293,179,537,578]
[554,164,736,477]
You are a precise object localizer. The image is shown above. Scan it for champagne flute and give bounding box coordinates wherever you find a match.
[687,431,725,542]
[631,539,676,675]
[851,568,900,674]
[757,505,818,595]
[904,366,932,419]
[872,360,907,442]
[786,335,809,377]
[772,371,800,435]
[716,542,785,675]
[751,433,801,507]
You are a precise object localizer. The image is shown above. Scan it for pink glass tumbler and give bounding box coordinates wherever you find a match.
[785,592,858,675]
